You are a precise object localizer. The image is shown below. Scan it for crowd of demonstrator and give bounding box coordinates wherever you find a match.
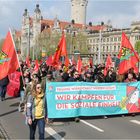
[0,59,139,140]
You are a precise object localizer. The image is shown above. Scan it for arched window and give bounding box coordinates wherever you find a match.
[114,46,116,51]
[106,46,108,52]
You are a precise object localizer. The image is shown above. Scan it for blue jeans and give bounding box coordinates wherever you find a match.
[29,118,45,140]
[20,90,24,103]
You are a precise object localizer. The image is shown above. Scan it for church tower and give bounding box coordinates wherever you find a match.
[71,0,88,24]
[33,4,42,39]
[21,9,30,57]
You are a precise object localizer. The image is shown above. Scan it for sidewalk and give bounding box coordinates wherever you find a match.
[0,121,10,139]
[0,96,29,139]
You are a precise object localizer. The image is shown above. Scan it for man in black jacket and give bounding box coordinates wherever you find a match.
[0,76,9,101]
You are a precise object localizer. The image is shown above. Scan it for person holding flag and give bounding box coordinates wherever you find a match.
[0,30,19,101]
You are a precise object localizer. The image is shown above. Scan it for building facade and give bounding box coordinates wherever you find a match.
[87,24,140,64]
[14,2,140,63]
[21,4,42,58]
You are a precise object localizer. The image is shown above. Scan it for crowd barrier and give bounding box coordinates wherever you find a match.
[46,81,140,118]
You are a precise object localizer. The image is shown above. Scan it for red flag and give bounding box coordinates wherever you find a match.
[64,56,70,67]
[46,55,53,66]
[7,71,21,97]
[76,56,82,74]
[118,32,139,74]
[104,54,113,76]
[40,60,42,65]
[72,55,76,65]
[26,57,30,67]
[34,60,39,72]
[52,33,67,65]
[89,57,93,67]
[0,31,19,80]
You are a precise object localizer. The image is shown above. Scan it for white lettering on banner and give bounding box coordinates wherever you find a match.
[55,101,120,110]
[55,94,116,100]
[56,86,116,92]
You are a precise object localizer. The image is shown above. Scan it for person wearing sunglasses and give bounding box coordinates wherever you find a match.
[26,82,47,140]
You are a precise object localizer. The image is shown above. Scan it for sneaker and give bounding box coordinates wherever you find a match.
[104,116,108,119]
[132,113,135,117]
[1,97,5,101]
[75,118,80,122]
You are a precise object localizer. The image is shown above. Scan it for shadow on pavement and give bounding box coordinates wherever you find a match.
[5,97,17,101]
[45,131,66,140]
[0,109,18,117]
[9,102,19,107]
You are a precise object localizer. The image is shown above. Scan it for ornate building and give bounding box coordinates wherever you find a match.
[13,2,140,64]
[87,23,140,64]
[21,4,42,58]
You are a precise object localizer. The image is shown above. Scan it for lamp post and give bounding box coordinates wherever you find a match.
[74,50,80,62]
[27,24,30,57]
[98,30,102,64]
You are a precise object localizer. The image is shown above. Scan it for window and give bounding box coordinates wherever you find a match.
[106,46,108,52]
[118,37,121,41]
[114,46,116,51]
[107,38,109,42]
[118,46,120,51]
[114,37,117,42]
[103,46,105,52]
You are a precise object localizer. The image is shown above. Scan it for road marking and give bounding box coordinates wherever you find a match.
[45,127,65,140]
[130,120,140,125]
[80,120,104,132]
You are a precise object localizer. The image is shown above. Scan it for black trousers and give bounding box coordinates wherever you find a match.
[0,85,7,99]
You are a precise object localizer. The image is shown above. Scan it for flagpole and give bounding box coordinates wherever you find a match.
[9,28,26,88]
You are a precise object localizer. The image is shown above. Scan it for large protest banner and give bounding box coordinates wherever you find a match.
[46,82,140,118]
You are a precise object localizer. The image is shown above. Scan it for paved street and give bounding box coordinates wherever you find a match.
[0,96,140,139]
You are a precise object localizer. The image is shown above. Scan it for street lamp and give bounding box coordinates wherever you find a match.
[74,50,80,62]
[27,24,30,57]
[98,30,102,64]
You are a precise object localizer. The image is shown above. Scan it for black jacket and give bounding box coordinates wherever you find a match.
[0,76,9,86]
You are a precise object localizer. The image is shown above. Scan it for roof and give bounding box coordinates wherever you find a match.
[41,19,106,31]
[16,18,107,38]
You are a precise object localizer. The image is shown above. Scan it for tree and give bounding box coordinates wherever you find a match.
[35,30,61,59]
[73,32,88,54]
[135,41,140,55]
[0,39,4,50]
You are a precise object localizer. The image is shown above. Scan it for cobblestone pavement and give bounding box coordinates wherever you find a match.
[0,121,10,140]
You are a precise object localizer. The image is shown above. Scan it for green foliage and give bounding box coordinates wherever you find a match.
[0,39,4,50]
[32,30,89,59]
[36,31,61,58]
[135,41,140,54]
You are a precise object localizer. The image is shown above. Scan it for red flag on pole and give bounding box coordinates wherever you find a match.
[72,55,76,65]
[104,54,113,76]
[34,60,39,72]
[64,56,70,67]
[26,57,30,67]
[46,55,53,66]
[89,57,93,67]
[52,33,67,65]
[118,32,139,74]
[0,31,19,80]
[76,56,82,74]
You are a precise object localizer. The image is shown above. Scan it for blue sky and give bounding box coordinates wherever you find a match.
[0,0,140,38]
